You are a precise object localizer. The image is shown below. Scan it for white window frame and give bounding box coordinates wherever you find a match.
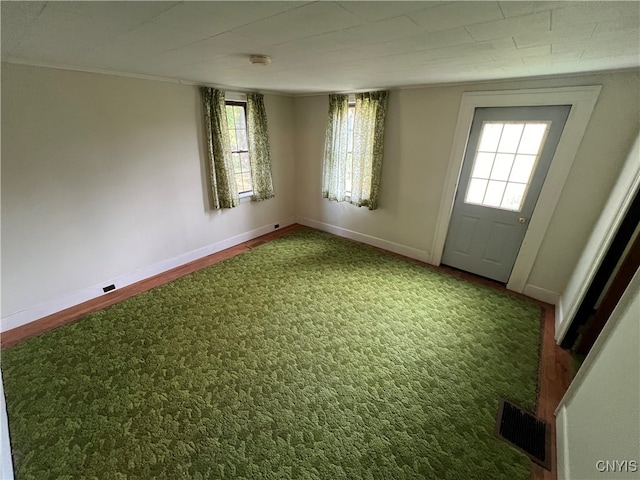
[431,86,601,298]
[345,100,356,198]
[225,92,253,202]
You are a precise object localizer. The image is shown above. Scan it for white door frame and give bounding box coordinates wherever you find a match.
[431,86,602,294]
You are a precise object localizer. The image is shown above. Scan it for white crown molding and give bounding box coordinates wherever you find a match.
[0,59,294,97]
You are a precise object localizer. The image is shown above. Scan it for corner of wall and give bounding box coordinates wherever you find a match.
[522,284,561,305]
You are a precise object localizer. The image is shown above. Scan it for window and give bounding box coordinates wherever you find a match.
[225,102,253,196]
[465,121,550,211]
[322,91,388,210]
[345,103,355,194]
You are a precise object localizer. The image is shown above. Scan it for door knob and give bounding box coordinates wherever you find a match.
[518,217,527,224]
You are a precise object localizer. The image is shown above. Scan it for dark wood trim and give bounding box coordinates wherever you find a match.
[0,224,302,348]
[0,224,572,479]
[576,231,640,355]
[561,187,640,349]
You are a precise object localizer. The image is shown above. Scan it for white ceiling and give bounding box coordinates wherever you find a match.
[2,1,639,94]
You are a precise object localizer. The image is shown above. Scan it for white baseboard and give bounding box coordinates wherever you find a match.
[522,284,560,305]
[555,405,569,480]
[555,298,568,343]
[1,217,295,333]
[296,217,430,263]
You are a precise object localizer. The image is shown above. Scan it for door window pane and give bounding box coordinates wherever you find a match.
[465,178,488,204]
[483,180,507,207]
[509,155,537,183]
[518,123,548,155]
[471,152,495,178]
[464,120,549,212]
[497,124,524,153]
[491,154,515,181]
[478,123,503,152]
[501,183,527,210]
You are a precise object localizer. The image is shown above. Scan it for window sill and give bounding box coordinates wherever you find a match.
[239,192,254,203]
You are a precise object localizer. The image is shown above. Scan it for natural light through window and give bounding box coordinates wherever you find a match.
[226,102,253,195]
[465,121,550,211]
[345,104,355,194]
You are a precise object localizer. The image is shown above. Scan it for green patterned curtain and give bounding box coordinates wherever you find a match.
[351,91,389,210]
[200,87,239,209]
[322,94,349,202]
[246,93,275,202]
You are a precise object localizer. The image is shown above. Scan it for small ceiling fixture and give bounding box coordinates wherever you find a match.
[249,54,271,66]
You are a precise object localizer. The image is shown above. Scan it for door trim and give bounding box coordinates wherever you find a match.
[431,86,602,295]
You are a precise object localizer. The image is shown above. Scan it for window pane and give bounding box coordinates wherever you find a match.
[490,153,515,181]
[497,124,524,153]
[226,106,235,129]
[478,123,503,152]
[235,106,246,128]
[501,183,527,211]
[235,173,244,193]
[237,129,248,151]
[228,129,238,151]
[240,152,250,171]
[465,178,488,204]
[509,155,537,183]
[241,172,252,192]
[518,123,548,155]
[471,152,494,179]
[483,180,507,207]
[232,153,241,171]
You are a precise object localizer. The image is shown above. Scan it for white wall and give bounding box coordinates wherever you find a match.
[2,64,639,326]
[293,71,640,301]
[1,63,296,324]
[556,269,640,479]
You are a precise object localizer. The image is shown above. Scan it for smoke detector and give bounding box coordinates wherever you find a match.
[249,54,271,66]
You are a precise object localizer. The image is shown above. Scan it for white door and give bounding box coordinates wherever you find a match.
[441,106,571,283]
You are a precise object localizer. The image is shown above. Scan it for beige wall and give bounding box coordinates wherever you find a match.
[293,71,640,298]
[2,63,639,320]
[1,63,296,318]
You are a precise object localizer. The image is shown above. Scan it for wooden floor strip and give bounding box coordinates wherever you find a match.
[0,224,303,349]
[0,223,573,479]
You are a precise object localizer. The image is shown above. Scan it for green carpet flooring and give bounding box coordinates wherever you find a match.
[2,228,542,479]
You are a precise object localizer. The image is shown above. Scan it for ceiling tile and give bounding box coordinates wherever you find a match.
[593,16,640,35]
[140,33,263,69]
[150,2,305,37]
[466,11,550,42]
[8,6,129,64]
[337,1,448,22]
[514,25,596,49]
[490,44,552,61]
[552,2,640,30]
[498,1,572,19]
[232,2,364,44]
[581,30,640,58]
[83,23,209,68]
[409,2,504,33]
[345,28,476,59]
[375,43,498,68]
[1,1,638,93]
[275,16,425,55]
[0,1,45,56]
[47,1,179,28]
